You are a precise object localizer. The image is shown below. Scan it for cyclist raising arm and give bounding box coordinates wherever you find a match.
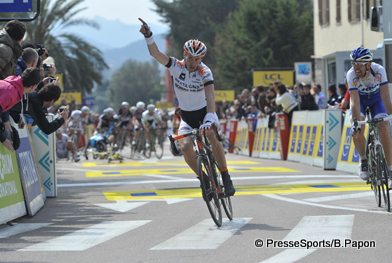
[139,18,235,195]
[348,47,392,186]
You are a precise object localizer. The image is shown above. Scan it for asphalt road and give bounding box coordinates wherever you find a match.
[1,142,391,263]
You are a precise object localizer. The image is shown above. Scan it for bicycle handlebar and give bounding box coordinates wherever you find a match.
[357,115,392,125]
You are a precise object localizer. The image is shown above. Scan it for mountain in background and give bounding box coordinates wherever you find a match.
[66,16,169,78]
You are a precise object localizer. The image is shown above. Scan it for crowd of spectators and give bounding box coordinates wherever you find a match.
[215,80,349,129]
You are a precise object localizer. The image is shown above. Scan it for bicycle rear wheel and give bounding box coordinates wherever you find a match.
[198,155,222,227]
[377,145,390,212]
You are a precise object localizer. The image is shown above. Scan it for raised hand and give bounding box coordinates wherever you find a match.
[138,18,152,37]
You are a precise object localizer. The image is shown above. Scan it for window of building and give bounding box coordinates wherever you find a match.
[348,0,360,23]
[336,0,341,23]
[318,0,330,25]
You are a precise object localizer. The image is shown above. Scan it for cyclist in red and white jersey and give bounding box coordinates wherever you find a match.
[348,47,392,186]
[139,18,235,196]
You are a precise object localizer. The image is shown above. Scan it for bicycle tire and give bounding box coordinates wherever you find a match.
[377,145,390,211]
[154,137,164,159]
[198,155,222,227]
[370,152,381,207]
[212,160,233,220]
[144,137,152,158]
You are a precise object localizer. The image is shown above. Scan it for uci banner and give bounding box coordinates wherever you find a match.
[0,130,26,224]
[11,119,45,216]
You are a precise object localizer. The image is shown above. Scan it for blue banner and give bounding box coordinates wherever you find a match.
[0,0,32,13]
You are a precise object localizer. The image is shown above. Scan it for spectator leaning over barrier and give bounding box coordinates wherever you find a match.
[301,83,318,110]
[11,81,68,135]
[275,84,299,127]
[313,84,325,110]
[0,20,26,80]
[0,67,41,152]
[327,84,339,108]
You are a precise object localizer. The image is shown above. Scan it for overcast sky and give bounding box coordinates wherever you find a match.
[77,0,168,26]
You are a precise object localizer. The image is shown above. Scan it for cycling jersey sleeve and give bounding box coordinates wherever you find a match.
[165,57,173,68]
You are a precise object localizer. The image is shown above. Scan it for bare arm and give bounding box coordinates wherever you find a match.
[380,83,392,115]
[204,84,215,113]
[139,18,169,66]
[349,89,361,121]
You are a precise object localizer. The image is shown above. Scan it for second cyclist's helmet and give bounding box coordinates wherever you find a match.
[350,47,373,61]
[104,107,114,115]
[183,39,207,58]
[136,101,145,110]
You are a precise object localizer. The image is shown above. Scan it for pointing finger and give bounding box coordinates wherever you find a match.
[138,18,147,25]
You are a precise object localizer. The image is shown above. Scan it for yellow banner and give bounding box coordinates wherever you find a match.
[253,70,294,87]
[156,102,173,109]
[214,90,235,102]
[56,92,82,104]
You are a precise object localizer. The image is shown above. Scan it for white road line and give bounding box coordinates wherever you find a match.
[58,175,357,188]
[261,215,354,263]
[19,221,151,251]
[151,218,252,250]
[303,191,374,203]
[95,201,149,212]
[0,223,52,239]
[264,194,387,214]
[144,174,184,180]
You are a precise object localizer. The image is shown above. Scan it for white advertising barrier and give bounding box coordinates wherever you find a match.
[336,110,367,174]
[11,119,45,216]
[235,120,248,156]
[287,111,308,162]
[299,111,323,166]
[0,129,26,224]
[30,115,57,197]
[250,116,281,160]
[323,109,342,169]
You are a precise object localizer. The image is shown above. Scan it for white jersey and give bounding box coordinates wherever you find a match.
[166,57,214,111]
[142,110,161,125]
[69,110,88,129]
[56,134,69,152]
[347,62,388,98]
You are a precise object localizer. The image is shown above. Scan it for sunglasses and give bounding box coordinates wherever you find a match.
[351,61,368,66]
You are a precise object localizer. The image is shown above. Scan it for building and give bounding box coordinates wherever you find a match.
[313,0,384,92]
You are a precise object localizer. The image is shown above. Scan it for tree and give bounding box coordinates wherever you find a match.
[23,0,108,94]
[107,59,162,109]
[151,0,238,66]
[213,0,313,92]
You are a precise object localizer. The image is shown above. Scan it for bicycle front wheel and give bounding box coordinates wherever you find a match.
[198,155,222,227]
[377,145,390,212]
[154,137,164,159]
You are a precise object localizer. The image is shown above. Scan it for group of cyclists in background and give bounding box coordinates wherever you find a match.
[55,100,168,162]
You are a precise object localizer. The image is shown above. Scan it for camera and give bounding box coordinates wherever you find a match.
[59,106,67,113]
[43,63,52,70]
[48,77,56,83]
[36,44,49,58]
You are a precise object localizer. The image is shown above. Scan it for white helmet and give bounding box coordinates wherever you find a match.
[183,39,207,57]
[136,101,145,110]
[147,104,155,110]
[121,101,130,108]
[81,106,90,114]
[104,107,114,115]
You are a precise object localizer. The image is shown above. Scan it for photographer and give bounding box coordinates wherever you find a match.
[36,44,56,78]
[10,78,68,135]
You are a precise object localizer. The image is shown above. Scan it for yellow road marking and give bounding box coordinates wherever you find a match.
[103,182,369,200]
[86,167,298,178]
[82,160,261,167]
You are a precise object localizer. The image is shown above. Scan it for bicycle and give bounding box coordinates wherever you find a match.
[354,107,392,212]
[169,124,233,227]
[130,127,146,159]
[144,127,164,159]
